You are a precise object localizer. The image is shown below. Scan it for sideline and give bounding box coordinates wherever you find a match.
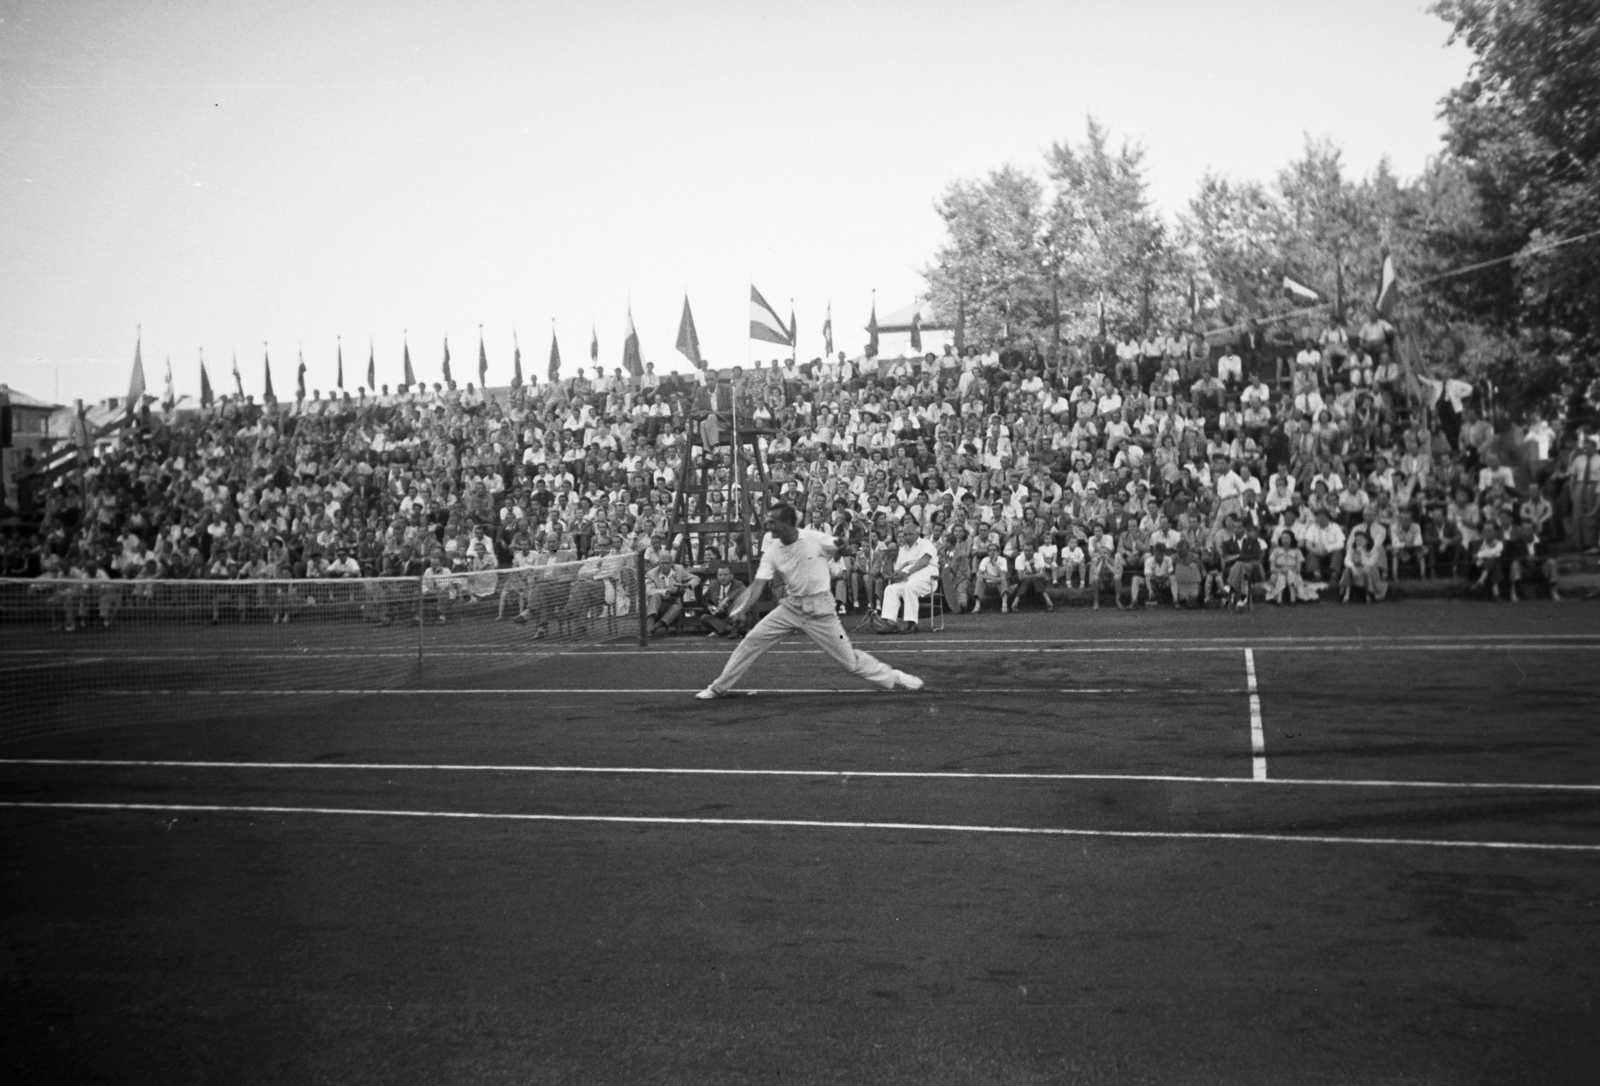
[1246,648,1266,781]
[3,799,1596,853]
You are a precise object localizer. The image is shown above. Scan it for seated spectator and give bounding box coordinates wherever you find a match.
[1132,541,1175,607]
[1226,522,1266,610]
[974,543,1012,613]
[646,554,700,636]
[1264,530,1313,605]
[1339,529,1388,604]
[699,564,749,638]
[1012,542,1054,612]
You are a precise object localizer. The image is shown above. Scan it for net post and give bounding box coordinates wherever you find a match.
[416,571,425,675]
[637,549,649,647]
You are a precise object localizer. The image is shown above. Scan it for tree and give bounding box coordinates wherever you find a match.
[924,165,1048,350]
[1431,0,1600,423]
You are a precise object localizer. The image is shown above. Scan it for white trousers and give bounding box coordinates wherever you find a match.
[707,592,898,694]
[880,577,934,623]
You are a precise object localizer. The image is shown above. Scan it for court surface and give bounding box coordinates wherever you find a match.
[3,601,1598,1084]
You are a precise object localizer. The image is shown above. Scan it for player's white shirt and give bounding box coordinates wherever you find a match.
[756,528,838,597]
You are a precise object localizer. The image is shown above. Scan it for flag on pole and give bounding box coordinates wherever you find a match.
[590,323,599,365]
[441,336,452,385]
[163,356,175,409]
[511,329,523,389]
[232,351,244,398]
[1375,252,1399,317]
[788,301,797,356]
[1097,290,1106,337]
[200,355,214,408]
[262,344,276,403]
[676,295,704,370]
[1281,273,1323,303]
[402,334,415,388]
[296,349,307,400]
[478,328,488,387]
[548,327,562,383]
[750,285,792,346]
[366,340,375,390]
[127,330,147,412]
[910,308,922,352]
[336,337,344,389]
[823,302,833,357]
[622,309,643,377]
[866,296,879,358]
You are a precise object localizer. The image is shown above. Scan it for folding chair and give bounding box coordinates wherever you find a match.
[916,576,946,632]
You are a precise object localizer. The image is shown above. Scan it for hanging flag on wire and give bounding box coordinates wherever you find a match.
[750,285,791,345]
[823,302,833,357]
[366,340,375,391]
[336,337,344,390]
[676,295,704,370]
[441,336,452,385]
[478,328,488,387]
[163,356,175,409]
[511,329,523,389]
[622,308,643,377]
[402,334,415,388]
[548,326,562,383]
[127,330,147,413]
[1375,252,1399,317]
[1282,273,1323,303]
[200,353,214,408]
[262,344,276,403]
[866,295,879,358]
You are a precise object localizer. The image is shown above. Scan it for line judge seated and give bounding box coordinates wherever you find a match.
[877,523,938,633]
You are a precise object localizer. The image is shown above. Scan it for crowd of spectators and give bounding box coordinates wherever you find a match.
[4,308,1597,633]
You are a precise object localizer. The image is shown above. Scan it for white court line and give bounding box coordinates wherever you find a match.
[93,686,1245,697]
[7,644,1600,669]
[6,758,1600,792]
[1246,648,1266,781]
[2,799,1595,852]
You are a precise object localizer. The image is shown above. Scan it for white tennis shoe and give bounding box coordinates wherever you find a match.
[695,686,726,700]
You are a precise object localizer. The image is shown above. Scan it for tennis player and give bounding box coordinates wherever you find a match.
[696,503,923,698]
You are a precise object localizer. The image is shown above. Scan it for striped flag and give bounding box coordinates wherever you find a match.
[622,308,643,377]
[1375,252,1399,317]
[823,302,833,357]
[478,328,488,387]
[750,285,792,345]
[1282,274,1323,303]
[676,295,704,370]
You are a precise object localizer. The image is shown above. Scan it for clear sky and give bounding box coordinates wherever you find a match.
[0,0,1471,406]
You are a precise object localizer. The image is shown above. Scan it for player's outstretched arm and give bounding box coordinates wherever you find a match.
[730,578,770,619]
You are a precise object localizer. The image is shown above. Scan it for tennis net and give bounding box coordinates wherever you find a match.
[0,551,646,744]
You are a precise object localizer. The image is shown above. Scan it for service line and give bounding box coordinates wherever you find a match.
[5,759,1599,792]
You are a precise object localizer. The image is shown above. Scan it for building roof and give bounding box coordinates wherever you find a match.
[870,299,951,333]
[0,387,59,411]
